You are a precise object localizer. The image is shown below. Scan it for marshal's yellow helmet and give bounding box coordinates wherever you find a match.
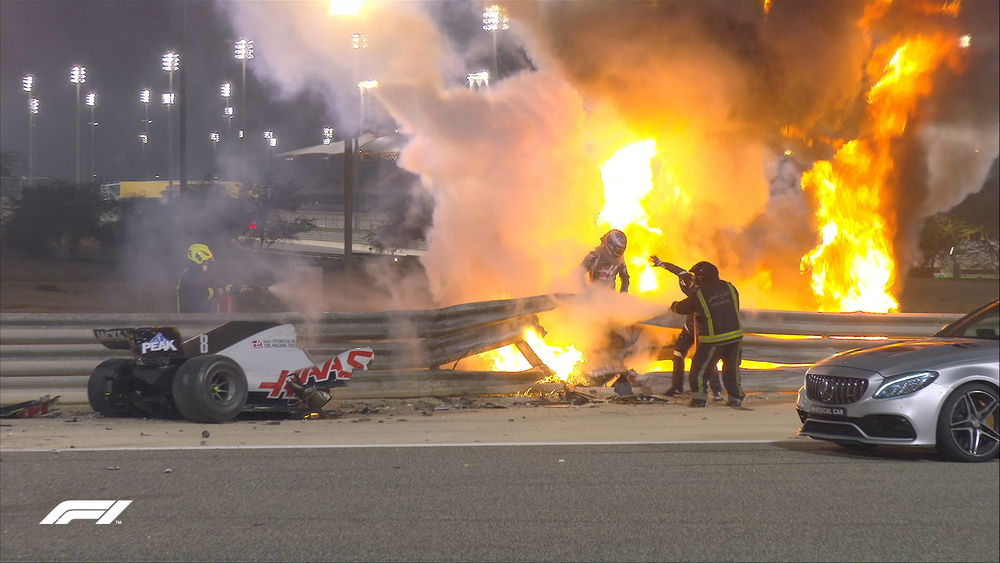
[187,244,214,265]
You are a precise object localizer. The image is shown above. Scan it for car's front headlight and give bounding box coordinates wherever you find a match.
[872,371,939,399]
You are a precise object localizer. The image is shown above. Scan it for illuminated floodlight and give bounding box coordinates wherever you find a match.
[85,92,97,106]
[224,106,234,117]
[269,137,278,148]
[210,131,221,143]
[467,70,490,88]
[351,32,368,50]
[22,75,34,93]
[235,38,254,60]
[30,97,39,115]
[263,130,274,140]
[70,65,87,84]
[139,133,148,144]
[959,34,972,49]
[358,79,378,90]
[221,82,232,98]
[482,4,509,32]
[162,52,180,72]
[162,92,175,105]
[140,88,151,104]
[323,127,335,144]
[330,1,363,16]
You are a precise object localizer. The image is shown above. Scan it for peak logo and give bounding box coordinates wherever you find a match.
[40,500,132,524]
[141,333,177,354]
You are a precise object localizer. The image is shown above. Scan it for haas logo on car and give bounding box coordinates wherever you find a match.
[141,333,178,354]
[259,348,374,399]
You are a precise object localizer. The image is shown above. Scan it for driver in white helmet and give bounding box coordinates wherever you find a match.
[581,229,631,293]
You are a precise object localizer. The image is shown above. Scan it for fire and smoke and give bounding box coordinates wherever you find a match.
[214,0,998,374]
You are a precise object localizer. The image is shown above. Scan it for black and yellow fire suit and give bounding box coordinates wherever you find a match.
[670,278,744,403]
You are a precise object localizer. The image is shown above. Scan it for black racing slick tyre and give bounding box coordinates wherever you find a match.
[88,358,141,417]
[171,355,248,423]
[936,382,1000,463]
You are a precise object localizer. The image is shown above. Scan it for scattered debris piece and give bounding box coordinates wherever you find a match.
[201,430,210,439]
[0,395,60,419]
[611,394,671,404]
[164,468,172,473]
[105,466,121,471]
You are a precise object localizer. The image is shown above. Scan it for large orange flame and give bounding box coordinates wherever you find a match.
[800,30,963,313]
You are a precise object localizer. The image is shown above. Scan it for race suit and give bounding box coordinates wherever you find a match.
[670,278,744,402]
[655,261,721,396]
[582,246,630,293]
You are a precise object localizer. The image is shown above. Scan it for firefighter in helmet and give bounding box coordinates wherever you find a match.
[581,229,630,293]
[176,244,247,313]
[669,261,744,408]
[650,256,724,400]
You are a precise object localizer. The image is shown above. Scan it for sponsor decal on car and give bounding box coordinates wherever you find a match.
[140,332,178,354]
[94,329,130,340]
[251,338,297,349]
[259,348,374,398]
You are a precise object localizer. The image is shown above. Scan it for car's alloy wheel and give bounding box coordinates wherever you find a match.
[936,382,1000,462]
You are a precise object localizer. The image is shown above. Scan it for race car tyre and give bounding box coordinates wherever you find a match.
[88,358,142,417]
[171,355,248,423]
[935,382,1000,462]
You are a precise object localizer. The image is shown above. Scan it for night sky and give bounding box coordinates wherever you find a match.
[0,0,454,184]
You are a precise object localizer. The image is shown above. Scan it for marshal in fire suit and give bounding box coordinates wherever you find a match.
[669,261,744,408]
[177,244,246,314]
[650,256,722,399]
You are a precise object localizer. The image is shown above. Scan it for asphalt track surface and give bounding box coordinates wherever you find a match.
[1,441,997,562]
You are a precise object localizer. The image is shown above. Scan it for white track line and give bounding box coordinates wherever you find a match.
[6,439,794,453]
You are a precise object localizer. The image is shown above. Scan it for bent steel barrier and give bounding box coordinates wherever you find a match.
[0,295,963,402]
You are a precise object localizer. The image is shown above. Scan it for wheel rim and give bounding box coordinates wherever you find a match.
[949,389,1000,457]
[209,371,237,406]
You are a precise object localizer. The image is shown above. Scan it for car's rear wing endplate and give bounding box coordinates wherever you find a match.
[93,328,136,350]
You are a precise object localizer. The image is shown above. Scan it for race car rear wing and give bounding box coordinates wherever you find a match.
[94,327,185,362]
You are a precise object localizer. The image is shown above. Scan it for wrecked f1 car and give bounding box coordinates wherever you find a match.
[89,321,374,423]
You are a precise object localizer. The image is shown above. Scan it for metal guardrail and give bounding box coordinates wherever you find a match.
[0,296,964,401]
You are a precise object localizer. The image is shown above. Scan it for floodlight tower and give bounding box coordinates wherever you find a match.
[482,4,509,79]
[162,52,180,185]
[140,88,151,180]
[358,80,378,134]
[234,38,254,144]
[23,75,36,186]
[221,81,233,140]
[70,65,87,183]
[263,130,277,172]
[86,92,97,181]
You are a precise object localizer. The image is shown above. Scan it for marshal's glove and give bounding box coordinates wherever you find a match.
[650,255,664,268]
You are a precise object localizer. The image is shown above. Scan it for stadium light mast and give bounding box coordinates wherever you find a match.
[482,4,508,79]
[70,65,87,183]
[86,92,97,181]
[162,51,180,186]
[221,81,233,141]
[234,38,253,145]
[23,75,36,186]
[140,88,151,180]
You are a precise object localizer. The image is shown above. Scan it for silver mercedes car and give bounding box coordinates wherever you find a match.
[797,298,999,462]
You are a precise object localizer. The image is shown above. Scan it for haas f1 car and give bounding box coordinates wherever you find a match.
[89,321,374,423]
